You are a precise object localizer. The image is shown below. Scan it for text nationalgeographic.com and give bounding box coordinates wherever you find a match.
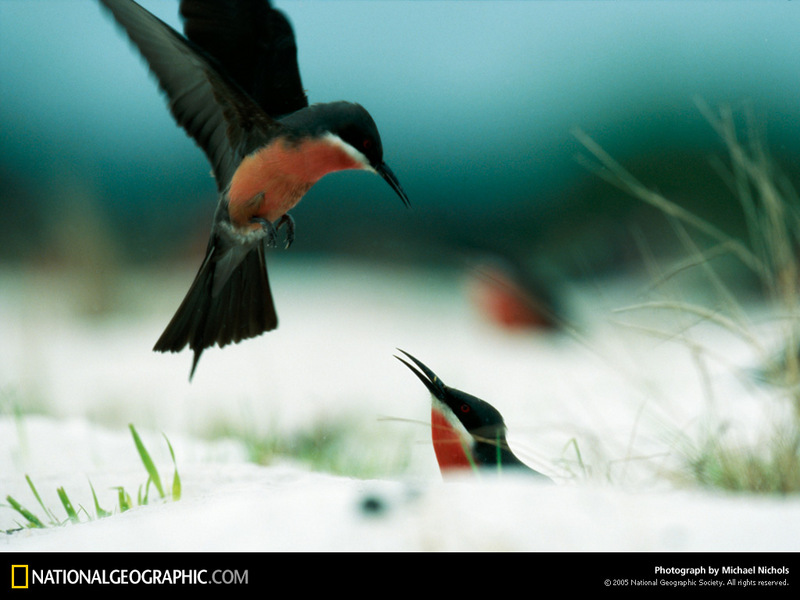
[14,567,247,586]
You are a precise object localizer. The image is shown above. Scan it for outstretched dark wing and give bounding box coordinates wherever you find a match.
[99,0,280,188]
[180,0,308,118]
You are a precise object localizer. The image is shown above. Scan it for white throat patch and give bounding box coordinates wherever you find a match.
[321,132,373,173]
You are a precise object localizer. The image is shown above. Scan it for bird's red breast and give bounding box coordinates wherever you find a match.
[228,134,366,228]
[431,406,474,472]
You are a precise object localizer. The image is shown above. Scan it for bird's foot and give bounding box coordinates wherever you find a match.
[275,214,295,249]
[248,217,288,248]
[249,217,279,247]
[249,214,295,249]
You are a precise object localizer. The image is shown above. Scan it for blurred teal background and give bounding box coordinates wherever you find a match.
[2,1,800,275]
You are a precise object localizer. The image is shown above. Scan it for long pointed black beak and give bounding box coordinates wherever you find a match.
[377,163,410,208]
[395,349,446,400]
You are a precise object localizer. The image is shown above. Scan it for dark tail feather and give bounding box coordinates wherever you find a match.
[154,244,278,379]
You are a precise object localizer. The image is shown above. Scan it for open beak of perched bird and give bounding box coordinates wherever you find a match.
[395,350,552,480]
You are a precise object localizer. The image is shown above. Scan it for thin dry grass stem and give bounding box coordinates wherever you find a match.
[571,126,765,275]
[697,98,800,306]
[629,230,723,410]
[641,247,723,415]
[376,415,430,429]
[634,235,719,413]
[605,452,674,486]
[689,342,716,412]
[669,216,752,328]
[559,438,589,479]
[630,211,753,349]
[642,240,741,293]
[616,401,648,485]
[609,319,748,403]
[613,301,762,351]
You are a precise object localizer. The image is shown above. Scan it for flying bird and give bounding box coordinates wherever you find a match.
[98,0,409,377]
[396,350,551,478]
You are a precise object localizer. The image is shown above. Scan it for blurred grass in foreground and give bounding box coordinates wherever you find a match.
[206,415,415,480]
[575,99,800,494]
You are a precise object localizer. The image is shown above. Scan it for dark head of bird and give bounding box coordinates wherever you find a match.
[395,350,509,441]
[280,101,409,207]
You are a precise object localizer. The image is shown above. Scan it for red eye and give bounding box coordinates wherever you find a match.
[363,139,372,150]
[460,404,470,413]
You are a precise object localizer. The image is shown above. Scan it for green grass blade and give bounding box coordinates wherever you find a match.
[25,474,58,524]
[56,487,80,524]
[139,479,151,506]
[5,495,45,528]
[563,437,588,478]
[129,424,164,499]
[89,481,112,518]
[114,486,132,513]
[164,434,182,501]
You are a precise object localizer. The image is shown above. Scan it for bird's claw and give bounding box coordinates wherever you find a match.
[249,217,278,247]
[276,214,295,249]
[250,214,295,249]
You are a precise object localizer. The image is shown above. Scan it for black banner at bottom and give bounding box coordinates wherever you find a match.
[2,551,798,593]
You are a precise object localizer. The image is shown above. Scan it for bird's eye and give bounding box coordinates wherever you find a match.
[460,404,470,413]
[362,138,372,150]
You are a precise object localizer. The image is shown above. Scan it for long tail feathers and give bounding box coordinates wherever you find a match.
[154,244,278,379]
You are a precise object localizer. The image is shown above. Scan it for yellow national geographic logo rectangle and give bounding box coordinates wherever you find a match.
[11,565,29,589]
